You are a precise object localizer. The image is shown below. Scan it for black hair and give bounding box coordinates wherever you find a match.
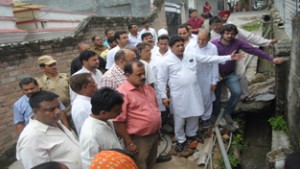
[189,9,197,15]
[79,50,97,64]
[29,91,59,110]
[114,31,127,40]
[182,22,192,27]
[31,161,66,169]
[142,20,150,25]
[91,87,124,115]
[220,24,239,35]
[141,32,153,41]
[176,25,189,33]
[69,73,92,93]
[107,36,116,44]
[105,28,113,36]
[19,77,38,88]
[158,35,169,42]
[91,35,101,42]
[169,35,185,47]
[136,42,152,60]
[209,16,222,26]
[284,152,300,169]
[124,60,144,74]
[128,23,137,31]
[201,13,210,19]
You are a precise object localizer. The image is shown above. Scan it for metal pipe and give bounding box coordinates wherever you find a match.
[215,126,232,169]
[214,108,232,169]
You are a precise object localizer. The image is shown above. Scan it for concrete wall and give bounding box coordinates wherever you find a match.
[287,15,300,151]
[24,0,151,17]
[0,0,166,166]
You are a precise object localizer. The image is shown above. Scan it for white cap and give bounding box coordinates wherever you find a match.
[158,28,168,37]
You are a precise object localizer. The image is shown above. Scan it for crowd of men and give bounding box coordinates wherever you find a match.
[13,8,286,169]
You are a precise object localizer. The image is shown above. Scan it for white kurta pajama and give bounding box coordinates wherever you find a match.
[185,41,219,120]
[150,48,171,112]
[157,51,232,143]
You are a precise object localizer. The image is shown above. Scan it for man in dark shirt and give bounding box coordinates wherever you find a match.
[70,43,106,75]
[211,24,285,130]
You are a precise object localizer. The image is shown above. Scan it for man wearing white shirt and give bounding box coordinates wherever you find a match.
[70,50,102,104]
[150,35,170,113]
[128,24,141,46]
[17,91,81,169]
[185,29,219,128]
[136,42,156,85]
[70,73,97,135]
[183,23,198,42]
[177,25,195,47]
[139,20,158,44]
[80,87,123,169]
[157,36,240,153]
[106,31,129,69]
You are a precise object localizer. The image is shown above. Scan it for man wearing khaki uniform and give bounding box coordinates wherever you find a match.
[36,55,71,130]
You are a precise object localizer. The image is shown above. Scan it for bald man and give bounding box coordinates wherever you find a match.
[101,49,136,89]
[185,29,219,129]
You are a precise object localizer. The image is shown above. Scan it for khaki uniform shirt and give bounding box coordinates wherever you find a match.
[91,45,108,57]
[37,73,70,114]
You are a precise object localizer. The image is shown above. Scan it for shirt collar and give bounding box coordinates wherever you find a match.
[123,80,140,91]
[42,73,63,81]
[81,66,97,75]
[30,115,65,133]
[113,63,125,75]
[76,94,91,101]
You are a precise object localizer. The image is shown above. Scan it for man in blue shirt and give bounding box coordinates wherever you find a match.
[13,77,40,134]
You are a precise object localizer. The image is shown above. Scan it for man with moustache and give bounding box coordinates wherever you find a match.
[70,50,103,104]
[106,31,129,69]
[113,60,161,169]
[13,77,40,134]
[37,55,70,129]
[16,91,81,169]
[157,36,240,153]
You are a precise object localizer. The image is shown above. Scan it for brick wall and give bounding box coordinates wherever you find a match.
[0,0,166,166]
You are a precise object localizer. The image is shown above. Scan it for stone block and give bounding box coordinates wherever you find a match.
[274,39,292,56]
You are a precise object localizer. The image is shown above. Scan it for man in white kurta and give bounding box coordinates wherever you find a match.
[157,36,239,150]
[80,87,123,169]
[16,91,81,169]
[106,31,129,69]
[70,73,97,135]
[150,35,171,112]
[185,30,219,127]
[80,117,122,169]
[70,50,102,104]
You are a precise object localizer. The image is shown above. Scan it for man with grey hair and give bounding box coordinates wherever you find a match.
[185,29,219,129]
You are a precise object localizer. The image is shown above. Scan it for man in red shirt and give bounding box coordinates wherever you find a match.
[113,60,161,169]
[187,9,204,34]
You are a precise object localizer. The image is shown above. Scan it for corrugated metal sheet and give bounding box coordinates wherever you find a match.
[274,0,297,39]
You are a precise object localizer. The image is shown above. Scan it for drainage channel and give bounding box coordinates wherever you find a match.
[240,110,272,169]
